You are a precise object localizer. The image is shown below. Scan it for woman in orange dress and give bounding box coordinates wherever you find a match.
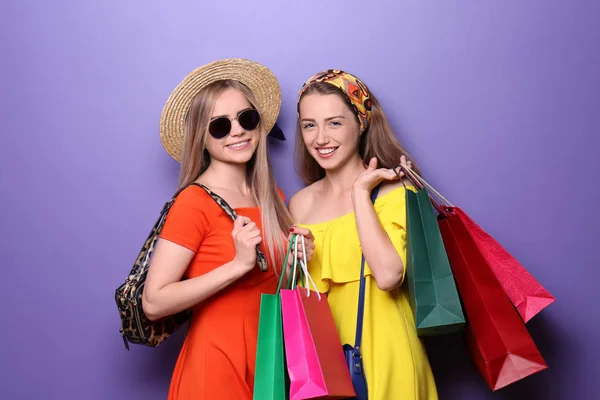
[141,59,314,400]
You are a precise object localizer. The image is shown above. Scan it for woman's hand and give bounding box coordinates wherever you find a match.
[287,226,315,267]
[352,156,413,194]
[232,215,262,274]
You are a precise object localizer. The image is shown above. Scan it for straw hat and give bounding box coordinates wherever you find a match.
[159,58,283,162]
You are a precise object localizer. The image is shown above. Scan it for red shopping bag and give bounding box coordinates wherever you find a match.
[454,208,555,322]
[439,210,548,391]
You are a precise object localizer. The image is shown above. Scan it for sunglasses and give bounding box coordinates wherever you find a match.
[208,108,261,139]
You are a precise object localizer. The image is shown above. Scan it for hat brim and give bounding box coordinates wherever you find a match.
[159,58,281,162]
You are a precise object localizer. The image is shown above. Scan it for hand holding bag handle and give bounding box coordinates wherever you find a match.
[116,182,268,350]
[343,183,381,400]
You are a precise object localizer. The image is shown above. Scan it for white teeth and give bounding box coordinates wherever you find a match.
[227,141,248,149]
[317,148,337,155]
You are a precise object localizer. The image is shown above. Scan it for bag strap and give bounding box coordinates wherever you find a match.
[354,184,381,350]
[395,165,451,218]
[185,182,268,272]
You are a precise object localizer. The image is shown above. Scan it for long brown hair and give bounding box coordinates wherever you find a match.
[295,81,421,184]
[178,79,293,268]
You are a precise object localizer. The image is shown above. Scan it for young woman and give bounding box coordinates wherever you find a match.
[141,58,314,400]
[289,69,438,399]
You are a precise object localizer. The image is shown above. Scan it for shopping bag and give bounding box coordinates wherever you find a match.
[439,212,548,390]
[401,167,548,390]
[403,167,554,322]
[454,208,555,322]
[281,235,355,400]
[405,185,465,336]
[253,240,294,399]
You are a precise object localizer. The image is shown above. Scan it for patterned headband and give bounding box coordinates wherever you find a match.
[298,69,372,132]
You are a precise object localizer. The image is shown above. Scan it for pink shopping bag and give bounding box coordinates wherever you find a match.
[281,286,355,400]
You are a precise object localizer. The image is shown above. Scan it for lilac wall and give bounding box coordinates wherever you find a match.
[1,1,599,399]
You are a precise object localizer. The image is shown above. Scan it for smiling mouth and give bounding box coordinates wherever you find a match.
[226,140,250,150]
[316,147,338,157]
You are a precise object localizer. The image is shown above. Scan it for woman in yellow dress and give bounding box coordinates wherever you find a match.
[288,69,438,399]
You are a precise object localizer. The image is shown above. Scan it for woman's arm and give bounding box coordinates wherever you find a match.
[142,215,262,320]
[351,156,414,291]
[352,185,405,291]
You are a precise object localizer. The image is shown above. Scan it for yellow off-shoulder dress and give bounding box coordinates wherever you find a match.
[299,186,438,400]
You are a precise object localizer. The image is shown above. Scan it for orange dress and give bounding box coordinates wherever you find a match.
[159,185,280,400]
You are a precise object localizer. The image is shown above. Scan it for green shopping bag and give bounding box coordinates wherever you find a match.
[405,186,465,336]
[253,239,294,399]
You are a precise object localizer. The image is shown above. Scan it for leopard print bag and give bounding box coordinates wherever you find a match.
[115,183,268,350]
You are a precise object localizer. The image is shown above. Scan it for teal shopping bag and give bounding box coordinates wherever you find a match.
[405,186,465,336]
[253,240,293,399]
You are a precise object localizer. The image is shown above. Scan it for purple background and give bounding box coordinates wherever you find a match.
[1,0,599,399]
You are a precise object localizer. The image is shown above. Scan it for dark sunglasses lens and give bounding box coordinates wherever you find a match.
[238,109,260,131]
[208,118,231,139]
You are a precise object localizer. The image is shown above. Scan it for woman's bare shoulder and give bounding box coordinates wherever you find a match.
[288,181,324,222]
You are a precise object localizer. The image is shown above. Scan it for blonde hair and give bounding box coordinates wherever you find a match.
[178,79,293,268]
[295,81,421,184]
